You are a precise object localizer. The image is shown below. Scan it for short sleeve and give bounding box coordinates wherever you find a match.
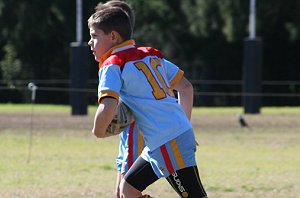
[98,64,122,103]
[163,59,184,89]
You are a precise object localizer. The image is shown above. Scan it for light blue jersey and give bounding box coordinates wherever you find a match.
[98,40,192,151]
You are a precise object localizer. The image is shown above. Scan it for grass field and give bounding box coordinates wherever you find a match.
[0,104,299,198]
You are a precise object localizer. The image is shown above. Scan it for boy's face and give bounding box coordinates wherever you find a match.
[88,26,114,62]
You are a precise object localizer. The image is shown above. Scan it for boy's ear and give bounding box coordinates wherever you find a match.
[111,31,122,44]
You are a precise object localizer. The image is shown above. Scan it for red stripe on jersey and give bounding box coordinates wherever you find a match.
[127,122,135,168]
[102,54,125,70]
[102,46,164,72]
[160,145,175,174]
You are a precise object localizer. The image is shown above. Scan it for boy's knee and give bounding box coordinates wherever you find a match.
[119,178,142,198]
[114,189,120,198]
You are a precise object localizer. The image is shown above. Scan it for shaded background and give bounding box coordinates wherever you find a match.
[0,0,299,106]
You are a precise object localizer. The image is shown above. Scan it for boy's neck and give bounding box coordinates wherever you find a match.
[99,39,135,65]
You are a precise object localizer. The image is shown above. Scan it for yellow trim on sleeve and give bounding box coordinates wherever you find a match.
[169,69,184,89]
[98,90,119,103]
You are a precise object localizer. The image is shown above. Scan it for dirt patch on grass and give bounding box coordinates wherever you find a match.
[1,112,299,133]
[0,113,93,131]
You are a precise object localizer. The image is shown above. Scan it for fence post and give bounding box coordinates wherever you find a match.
[70,42,89,115]
[242,38,263,114]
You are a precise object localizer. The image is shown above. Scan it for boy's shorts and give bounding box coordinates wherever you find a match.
[124,129,208,197]
[140,128,197,178]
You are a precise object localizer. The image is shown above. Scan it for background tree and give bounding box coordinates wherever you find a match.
[0,43,21,86]
[0,0,299,105]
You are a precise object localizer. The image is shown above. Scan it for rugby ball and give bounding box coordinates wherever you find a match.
[106,101,134,134]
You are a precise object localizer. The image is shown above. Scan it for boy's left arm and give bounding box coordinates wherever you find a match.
[173,76,193,120]
[173,76,199,146]
[92,97,118,138]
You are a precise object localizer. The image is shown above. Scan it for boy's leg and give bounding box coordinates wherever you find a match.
[141,129,207,197]
[120,157,158,198]
[166,166,208,198]
[120,179,142,198]
[121,129,208,197]
[115,171,124,198]
[115,171,122,198]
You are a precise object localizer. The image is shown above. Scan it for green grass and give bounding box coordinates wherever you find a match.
[0,103,98,114]
[261,106,300,115]
[0,104,299,197]
[0,133,117,187]
[199,130,300,195]
[1,103,299,115]
[0,103,71,113]
[192,106,300,115]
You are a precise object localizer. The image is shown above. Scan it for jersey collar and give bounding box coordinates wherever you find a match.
[99,39,135,67]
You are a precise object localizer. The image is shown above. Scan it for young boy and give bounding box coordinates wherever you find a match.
[88,3,207,198]
[93,2,147,198]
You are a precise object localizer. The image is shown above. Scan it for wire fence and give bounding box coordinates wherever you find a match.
[1,79,299,96]
[2,79,300,85]
[0,79,299,105]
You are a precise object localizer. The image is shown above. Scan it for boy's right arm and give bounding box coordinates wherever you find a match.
[92,97,118,138]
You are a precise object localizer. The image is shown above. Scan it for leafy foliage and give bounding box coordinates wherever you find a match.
[0,43,21,86]
[0,0,299,105]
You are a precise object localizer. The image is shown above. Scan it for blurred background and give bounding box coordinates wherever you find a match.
[0,0,299,108]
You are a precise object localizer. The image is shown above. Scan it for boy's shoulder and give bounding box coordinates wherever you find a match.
[102,54,125,69]
[135,46,164,58]
[102,46,164,70]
